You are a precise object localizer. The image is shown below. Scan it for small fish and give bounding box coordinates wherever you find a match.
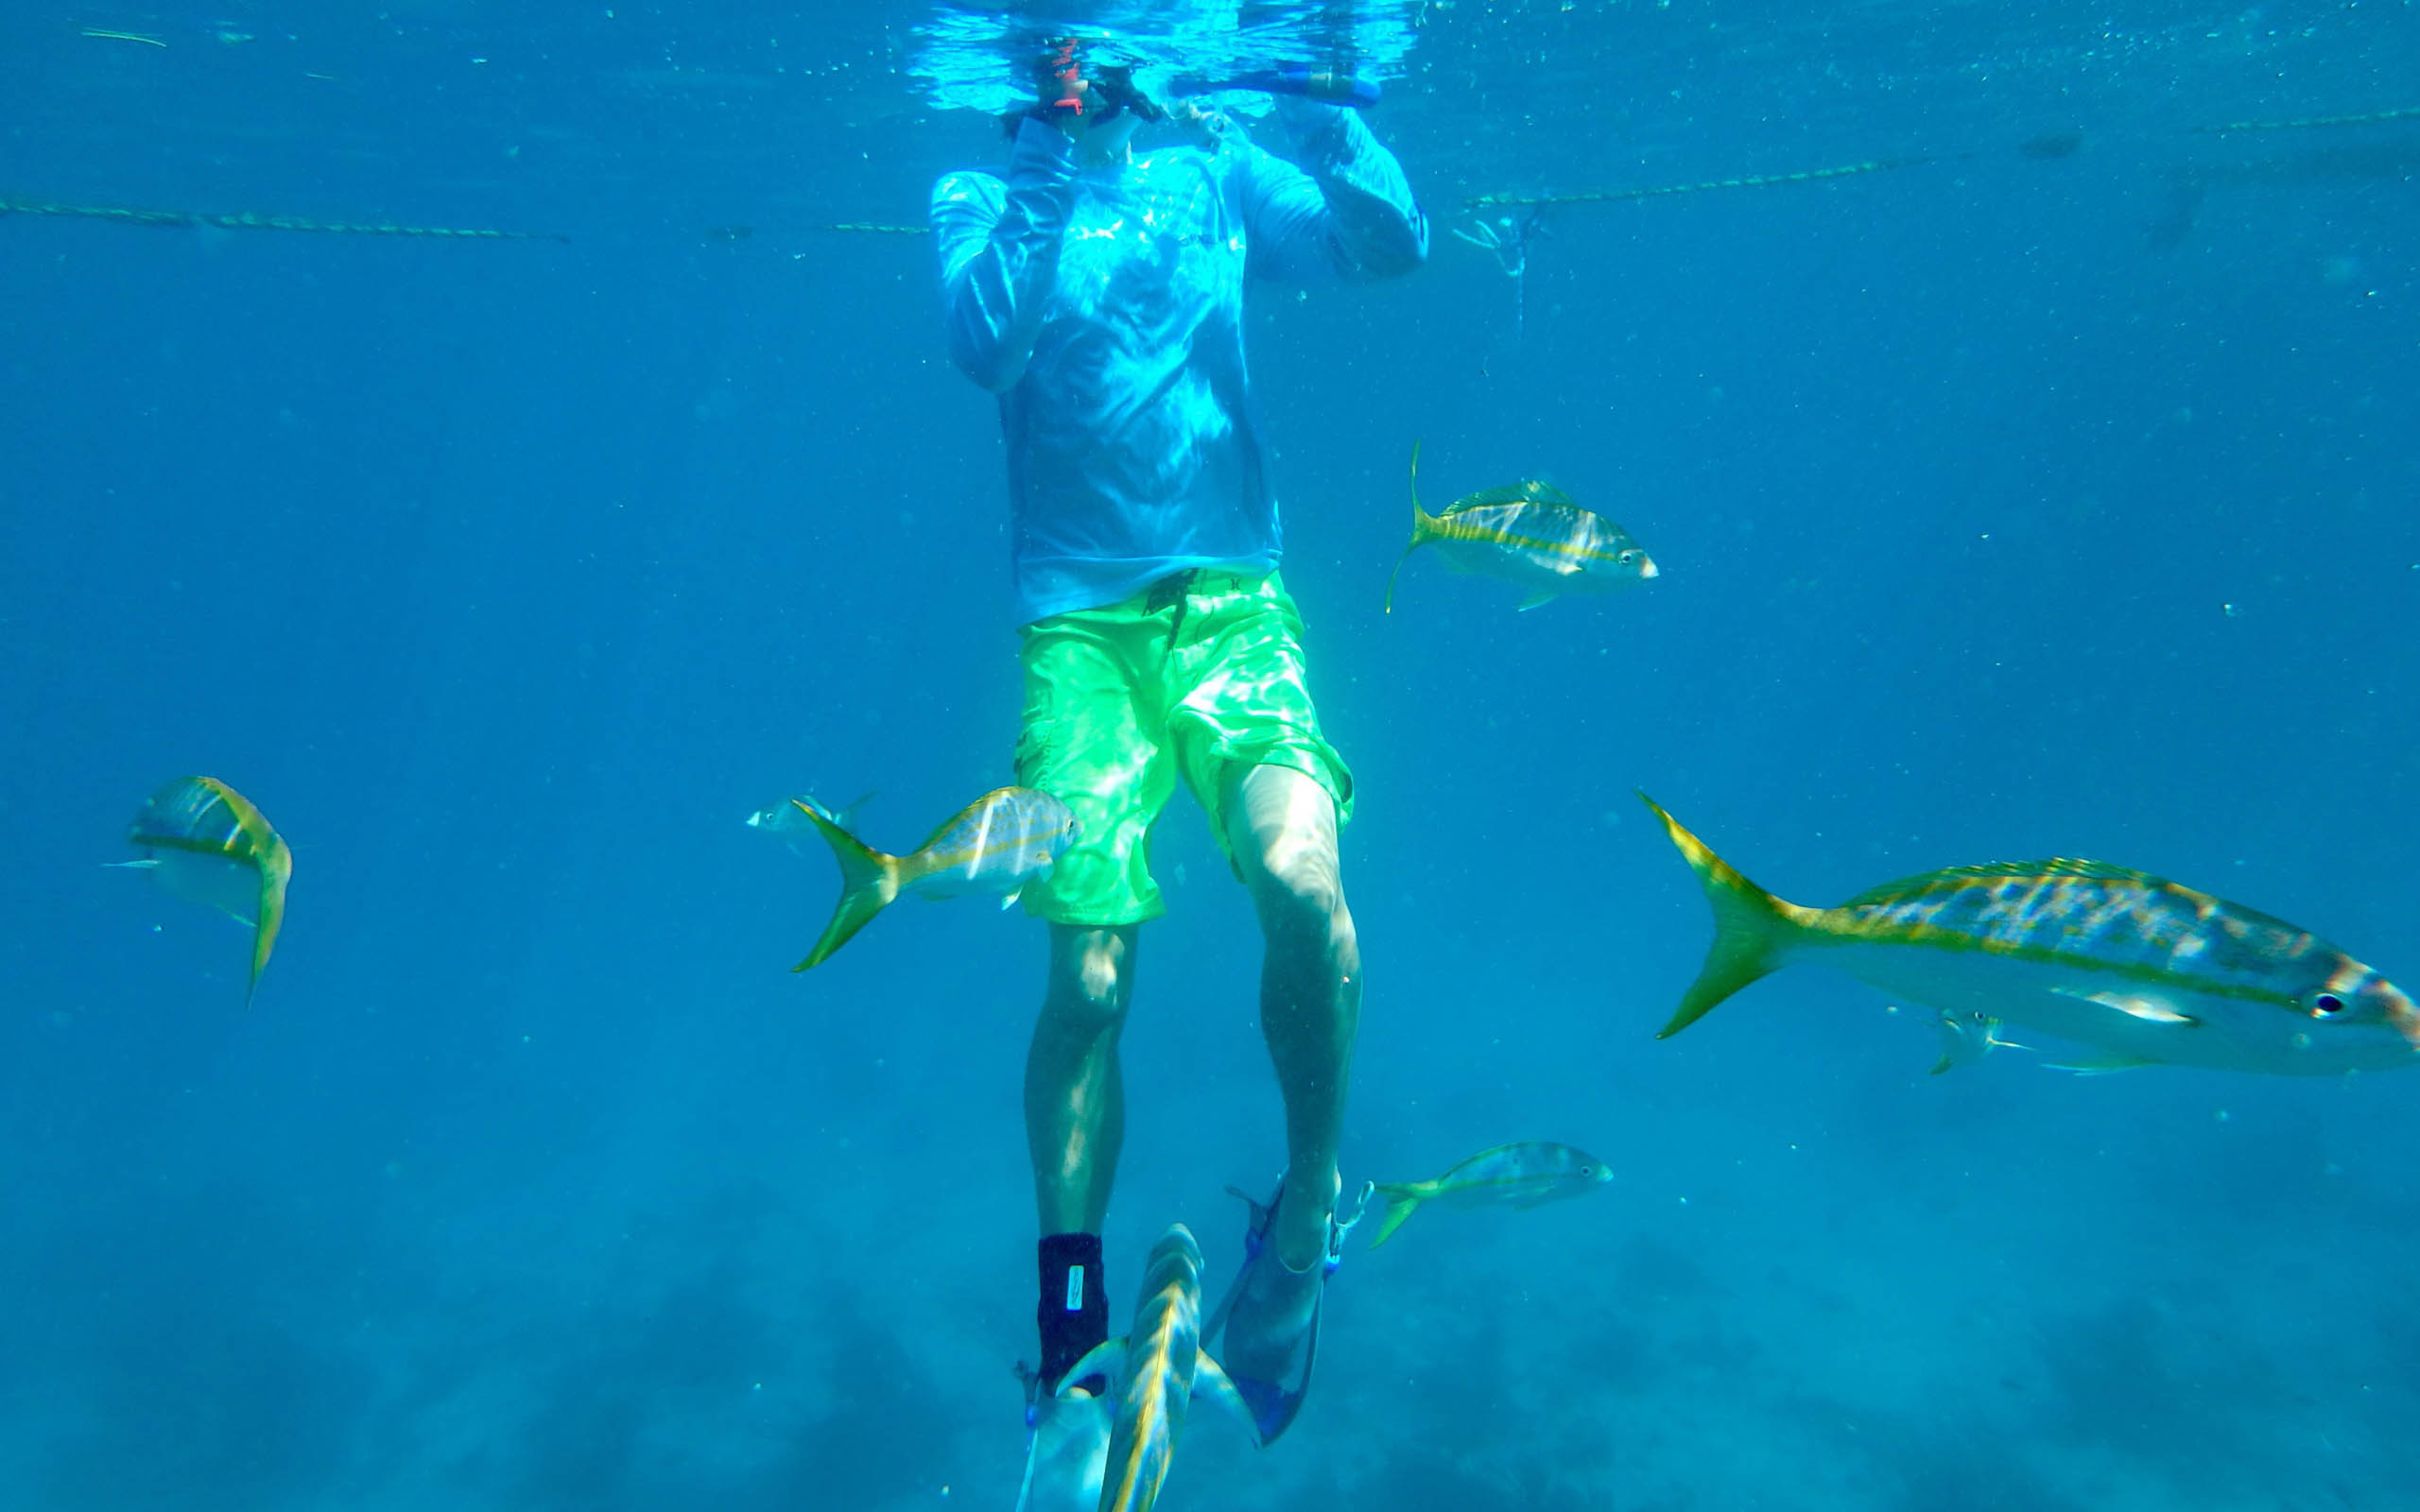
[1639,794,2420,1076]
[1061,1225,1252,1512]
[1386,441,1657,611]
[744,789,872,842]
[1927,1008,2025,1074]
[110,776,291,1005]
[791,786,1079,970]
[1365,1141,1615,1248]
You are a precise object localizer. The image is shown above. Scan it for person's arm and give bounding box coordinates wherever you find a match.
[1235,96,1429,285]
[930,117,1081,392]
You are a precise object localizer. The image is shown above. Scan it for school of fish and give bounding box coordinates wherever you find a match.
[106,423,2415,1512]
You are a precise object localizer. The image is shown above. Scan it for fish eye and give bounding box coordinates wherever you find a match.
[2310,992,2348,1018]
[1617,551,1637,564]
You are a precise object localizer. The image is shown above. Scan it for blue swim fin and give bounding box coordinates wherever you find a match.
[1200,1177,1371,1445]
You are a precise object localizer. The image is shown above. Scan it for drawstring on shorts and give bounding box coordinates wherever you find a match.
[1145,568,1201,646]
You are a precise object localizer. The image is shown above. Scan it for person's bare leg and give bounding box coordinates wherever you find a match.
[1026,923,1137,1391]
[1224,765,1361,1271]
[1026,924,1139,1232]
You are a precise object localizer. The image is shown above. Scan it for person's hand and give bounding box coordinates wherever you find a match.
[1175,100,1230,149]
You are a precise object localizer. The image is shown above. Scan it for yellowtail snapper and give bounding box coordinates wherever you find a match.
[1366,1141,1615,1248]
[791,786,1079,971]
[1386,441,1657,611]
[1060,1224,1252,1512]
[111,776,291,1005]
[1640,794,2420,1075]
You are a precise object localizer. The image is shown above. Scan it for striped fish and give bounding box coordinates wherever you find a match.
[1366,1141,1615,1249]
[1641,794,2420,1075]
[790,785,1078,970]
[1061,1225,1252,1512]
[1386,441,1657,611]
[112,776,292,1005]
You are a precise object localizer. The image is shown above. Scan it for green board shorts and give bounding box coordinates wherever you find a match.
[1012,568,1354,928]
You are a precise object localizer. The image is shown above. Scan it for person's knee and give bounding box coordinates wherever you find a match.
[1252,831,1353,954]
[1044,928,1134,1029]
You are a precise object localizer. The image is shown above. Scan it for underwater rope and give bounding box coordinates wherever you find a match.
[1462,103,2416,213]
[37,103,2395,246]
[0,198,569,242]
[1463,155,1940,210]
[2191,104,2420,134]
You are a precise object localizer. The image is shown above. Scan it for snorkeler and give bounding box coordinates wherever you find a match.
[927,35,1427,1465]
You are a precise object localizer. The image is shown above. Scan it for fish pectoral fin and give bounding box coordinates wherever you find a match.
[1191,1353,1259,1435]
[1515,591,1556,610]
[1058,1339,1127,1396]
[999,887,1022,911]
[2045,1051,2159,1075]
[104,859,160,870]
[1928,1053,1956,1076]
[2053,986,2197,1024]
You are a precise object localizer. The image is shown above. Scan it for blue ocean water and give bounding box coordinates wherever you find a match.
[4,1,2418,1506]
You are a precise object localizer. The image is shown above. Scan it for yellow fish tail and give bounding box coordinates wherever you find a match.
[792,802,903,971]
[248,843,292,1008]
[1363,1180,1426,1248]
[1638,793,1808,1037]
[1386,440,1441,614]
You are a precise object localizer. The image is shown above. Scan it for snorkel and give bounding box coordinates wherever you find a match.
[1004,38,1167,146]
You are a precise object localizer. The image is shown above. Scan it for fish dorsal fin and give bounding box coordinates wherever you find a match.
[910,786,1023,855]
[1839,857,2167,909]
[1443,479,1579,513]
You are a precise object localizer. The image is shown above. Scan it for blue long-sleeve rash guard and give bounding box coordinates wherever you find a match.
[932,100,1427,625]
